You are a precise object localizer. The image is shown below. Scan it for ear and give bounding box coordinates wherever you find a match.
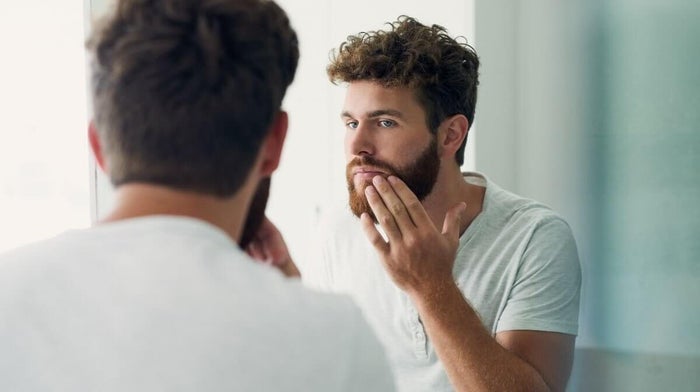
[438,114,469,160]
[258,111,288,177]
[88,121,108,173]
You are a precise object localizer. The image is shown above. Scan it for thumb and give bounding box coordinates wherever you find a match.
[442,202,467,240]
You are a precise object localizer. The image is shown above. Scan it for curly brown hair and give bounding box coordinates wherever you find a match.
[327,15,479,166]
[87,0,298,197]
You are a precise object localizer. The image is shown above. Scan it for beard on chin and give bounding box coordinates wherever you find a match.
[346,138,440,223]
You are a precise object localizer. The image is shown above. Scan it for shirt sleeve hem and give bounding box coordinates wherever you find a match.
[495,319,579,336]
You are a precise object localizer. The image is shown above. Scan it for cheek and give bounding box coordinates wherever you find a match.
[343,132,354,159]
[389,143,419,163]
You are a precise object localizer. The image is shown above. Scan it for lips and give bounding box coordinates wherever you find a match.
[352,166,387,175]
[352,167,387,181]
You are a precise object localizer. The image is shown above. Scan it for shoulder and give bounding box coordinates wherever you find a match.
[469,174,579,262]
[480,177,573,236]
[260,278,395,388]
[0,230,79,277]
[308,291,396,389]
[243,266,373,339]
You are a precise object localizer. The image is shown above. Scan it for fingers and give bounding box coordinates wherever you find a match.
[442,202,467,241]
[259,216,280,237]
[246,240,267,261]
[360,212,389,255]
[279,259,301,278]
[364,184,403,242]
[368,175,463,244]
[370,176,415,232]
[386,176,432,228]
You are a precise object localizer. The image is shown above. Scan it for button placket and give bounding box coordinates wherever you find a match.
[407,304,428,359]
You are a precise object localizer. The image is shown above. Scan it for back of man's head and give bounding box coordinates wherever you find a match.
[87,0,299,197]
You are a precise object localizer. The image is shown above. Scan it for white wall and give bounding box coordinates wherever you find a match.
[0,1,90,252]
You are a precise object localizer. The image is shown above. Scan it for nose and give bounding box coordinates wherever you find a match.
[346,122,374,158]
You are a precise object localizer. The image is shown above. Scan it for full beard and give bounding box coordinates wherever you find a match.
[346,138,440,223]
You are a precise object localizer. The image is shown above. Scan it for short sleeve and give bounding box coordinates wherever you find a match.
[496,216,582,335]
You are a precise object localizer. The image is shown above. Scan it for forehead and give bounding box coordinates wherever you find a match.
[342,81,426,119]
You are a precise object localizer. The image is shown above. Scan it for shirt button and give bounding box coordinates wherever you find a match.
[415,331,424,339]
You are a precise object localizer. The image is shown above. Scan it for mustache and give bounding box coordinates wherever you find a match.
[346,156,396,174]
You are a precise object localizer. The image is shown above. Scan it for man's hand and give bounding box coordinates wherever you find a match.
[245,216,301,278]
[361,175,571,392]
[360,175,466,297]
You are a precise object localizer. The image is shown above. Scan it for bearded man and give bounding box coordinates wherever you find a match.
[247,15,582,392]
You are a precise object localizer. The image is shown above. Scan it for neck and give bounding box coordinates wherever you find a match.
[421,164,485,236]
[100,183,249,243]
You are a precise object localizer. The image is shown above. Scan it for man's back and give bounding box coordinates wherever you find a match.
[0,216,394,391]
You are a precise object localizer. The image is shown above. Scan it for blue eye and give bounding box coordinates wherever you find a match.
[345,120,359,129]
[378,119,396,128]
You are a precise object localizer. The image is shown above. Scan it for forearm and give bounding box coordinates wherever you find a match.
[411,282,551,392]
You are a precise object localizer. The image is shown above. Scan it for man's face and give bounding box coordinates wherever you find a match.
[342,81,441,221]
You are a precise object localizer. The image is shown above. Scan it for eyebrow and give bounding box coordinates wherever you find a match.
[341,109,405,119]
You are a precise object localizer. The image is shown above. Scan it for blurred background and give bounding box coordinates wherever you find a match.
[0,1,90,253]
[1,0,697,390]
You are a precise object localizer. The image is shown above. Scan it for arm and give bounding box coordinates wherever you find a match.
[411,280,574,391]
[361,175,574,391]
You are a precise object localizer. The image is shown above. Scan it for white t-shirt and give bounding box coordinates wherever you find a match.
[301,173,581,392]
[0,216,396,392]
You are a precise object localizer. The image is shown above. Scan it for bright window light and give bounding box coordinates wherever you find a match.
[0,2,90,253]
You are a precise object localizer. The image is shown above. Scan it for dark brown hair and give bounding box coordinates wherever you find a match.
[87,0,298,196]
[327,15,479,166]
